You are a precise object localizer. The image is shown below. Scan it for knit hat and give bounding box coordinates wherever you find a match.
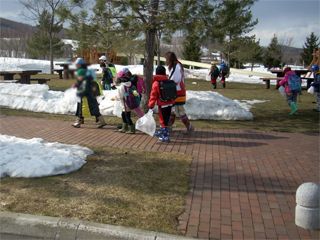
[75,57,86,65]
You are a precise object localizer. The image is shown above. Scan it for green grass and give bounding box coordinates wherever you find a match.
[184,79,319,133]
[2,74,319,133]
[0,147,191,234]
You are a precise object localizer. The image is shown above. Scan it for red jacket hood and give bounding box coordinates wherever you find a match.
[153,75,168,82]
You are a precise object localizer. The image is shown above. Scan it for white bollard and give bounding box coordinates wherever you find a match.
[295,182,320,230]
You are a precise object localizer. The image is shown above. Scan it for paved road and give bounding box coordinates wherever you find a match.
[0,115,319,239]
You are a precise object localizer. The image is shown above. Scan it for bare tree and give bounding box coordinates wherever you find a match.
[20,0,66,73]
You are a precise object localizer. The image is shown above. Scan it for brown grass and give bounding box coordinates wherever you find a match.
[0,147,191,234]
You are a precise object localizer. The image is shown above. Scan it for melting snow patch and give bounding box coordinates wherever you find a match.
[0,134,93,178]
[234,99,268,111]
[185,91,253,120]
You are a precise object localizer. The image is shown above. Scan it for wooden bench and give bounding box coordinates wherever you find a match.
[54,68,75,79]
[260,77,282,89]
[54,69,63,79]
[261,77,315,90]
[30,78,51,84]
[0,80,19,84]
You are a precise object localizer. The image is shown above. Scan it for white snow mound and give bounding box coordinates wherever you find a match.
[0,84,257,120]
[185,91,253,120]
[0,134,93,178]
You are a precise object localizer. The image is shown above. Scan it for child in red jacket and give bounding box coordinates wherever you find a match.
[148,65,175,142]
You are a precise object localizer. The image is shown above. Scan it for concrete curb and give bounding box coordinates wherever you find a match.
[0,211,198,240]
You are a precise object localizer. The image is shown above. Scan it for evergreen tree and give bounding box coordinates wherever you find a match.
[183,32,202,61]
[301,32,319,66]
[27,10,64,59]
[213,0,258,66]
[233,36,262,69]
[182,1,213,62]
[263,34,282,69]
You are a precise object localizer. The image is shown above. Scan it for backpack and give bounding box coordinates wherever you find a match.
[130,75,146,95]
[108,63,117,77]
[103,67,113,84]
[211,67,220,78]
[86,69,97,80]
[221,64,229,76]
[159,80,177,102]
[288,74,301,92]
[124,84,141,109]
[91,80,102,97]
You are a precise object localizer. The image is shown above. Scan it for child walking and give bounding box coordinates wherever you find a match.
[165,51,194,133]
[148,65,176,142]
[73,65,106,128]
[209,63,220,89]
[279,67,302,115]
[116,70,142,134]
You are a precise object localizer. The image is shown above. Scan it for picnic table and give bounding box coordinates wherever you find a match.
[261,69,310,89]
[270,69,309,78]
[0,70,42,84]
[55,63,75,79]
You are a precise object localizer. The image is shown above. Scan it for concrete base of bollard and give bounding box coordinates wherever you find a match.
[295,205,320,230]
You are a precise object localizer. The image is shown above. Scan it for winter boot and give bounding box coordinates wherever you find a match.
[126,124,135,134]
[212,84,217,89]
[154,128,163,137]
[180,114,194,134]
[159,127,170,142]
[289,102,298,115]
[118,123,128,133]
[72,117,82,128]
[97,116,107,128]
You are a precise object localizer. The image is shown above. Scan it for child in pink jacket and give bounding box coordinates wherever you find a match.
[279,67,302,115]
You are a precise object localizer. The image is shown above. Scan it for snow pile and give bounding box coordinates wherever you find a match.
[0,57,149,75]
[0,83,78,114]
[0,134,92,178]
[227,73,263,84]
[0,83,257,120]
[234,99,268,111]
[185,68,211,80]
[0,83,124,116]
[0,57,62,73]
[185,91,253,120]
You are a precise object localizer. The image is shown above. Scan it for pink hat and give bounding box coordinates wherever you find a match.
[283,67,291,74]
[117,70,126,78]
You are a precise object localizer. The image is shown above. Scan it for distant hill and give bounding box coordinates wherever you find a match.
[280,45,303,65]
[0,18,36,38]
[0,18,65,39]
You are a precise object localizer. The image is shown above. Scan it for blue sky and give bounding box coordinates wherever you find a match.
[1,0,319,48]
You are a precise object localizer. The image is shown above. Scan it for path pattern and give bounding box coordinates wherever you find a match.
[0,115,319,240]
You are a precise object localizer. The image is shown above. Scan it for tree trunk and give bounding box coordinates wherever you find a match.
[143,0,159,108]
[144,28,157,104]
[49,36,53,74]
[156,30,161,65]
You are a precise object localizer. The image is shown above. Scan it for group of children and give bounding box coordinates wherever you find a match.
[208,61,230,89]
[72,51,194,143]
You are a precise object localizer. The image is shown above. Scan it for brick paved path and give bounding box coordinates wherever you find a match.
[0,115,319,240]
